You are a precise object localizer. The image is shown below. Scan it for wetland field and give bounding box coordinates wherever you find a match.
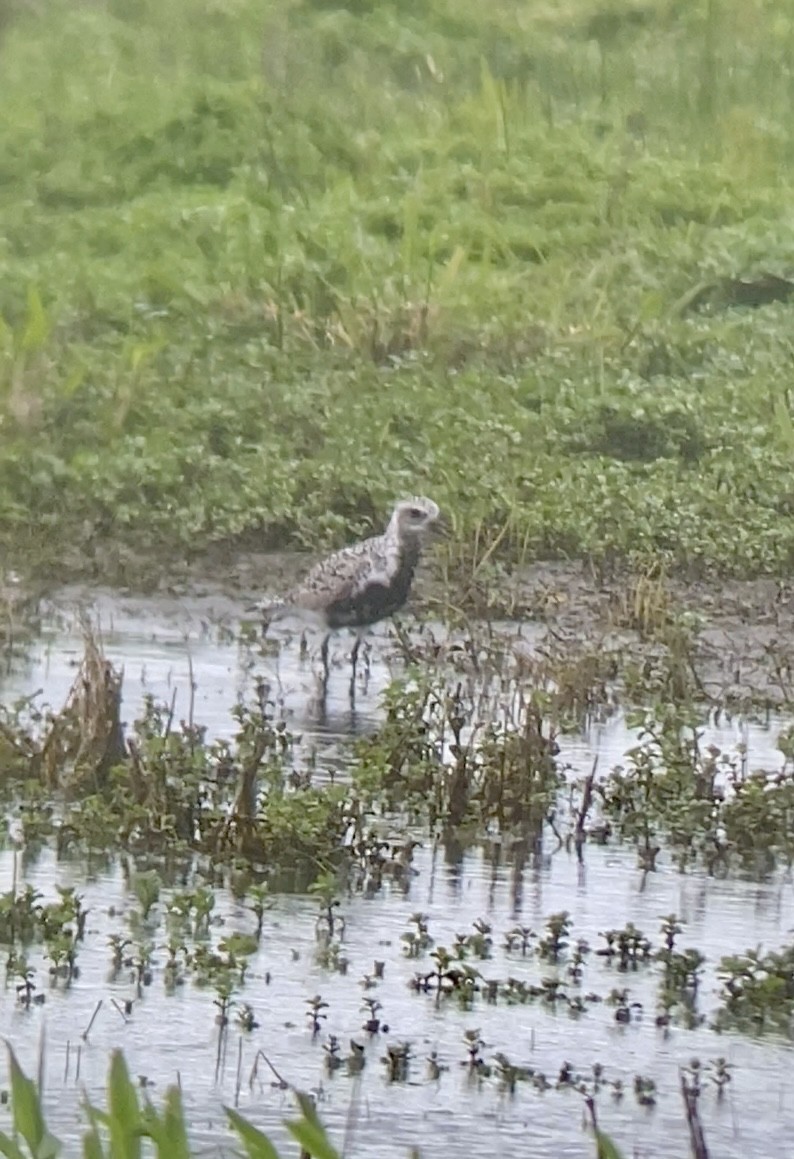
[3,0,794,1156]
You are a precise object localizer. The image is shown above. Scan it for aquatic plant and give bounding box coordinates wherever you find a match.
[715,940,794,1034]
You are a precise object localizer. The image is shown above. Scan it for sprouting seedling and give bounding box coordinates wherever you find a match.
[382,1042,411,1083]
[709,1057,732,1098]
[660,913,683,953]
[235,1003,259,1033]
[540,976,566,1004]
[218,933,258,983]
[132,870,161,922]
[347,1040,366,1074]
[461,1029,486,1071]
[108,934,132,974]
[493,1053,527,1094]
[401,912,433,958]
[568,938,590,981]
[606,923,653,970]
[306,995,329,1037]
[469,919,492,959]
[163,940,188,988]
[246,882,274,940]
[190,886,216,936]
[45,931,79,983]
[504,925,535,954]
[311,872,345,941]
[538,911,572,962]
[634,1074,656,1106]
[361,996,386,1034]
[15,961,39,1009]
[132,941,154,992]
[53,886,88,941]
[428,946,456,994]
[483,977,500,1004]
[682,1057,703,1094]
[324,1035,343,1072]
[214,985,234,1028]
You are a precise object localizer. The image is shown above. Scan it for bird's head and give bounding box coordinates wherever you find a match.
[390,496,441,539]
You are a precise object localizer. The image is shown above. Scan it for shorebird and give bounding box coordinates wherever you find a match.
[260,496,441,688]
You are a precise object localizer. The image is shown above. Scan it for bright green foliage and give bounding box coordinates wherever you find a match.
[3,1,794,580]
[0,1043,344,1158]
[595,1132,626,1159]
[223,1109,282,1159]
[0,1044,60,1159]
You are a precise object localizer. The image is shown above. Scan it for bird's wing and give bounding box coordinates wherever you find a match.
[288,535,395,612]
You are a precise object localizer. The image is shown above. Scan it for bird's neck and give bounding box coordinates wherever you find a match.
[386,526,423,560]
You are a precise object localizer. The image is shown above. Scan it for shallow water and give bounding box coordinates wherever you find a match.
[1,591,793,1158]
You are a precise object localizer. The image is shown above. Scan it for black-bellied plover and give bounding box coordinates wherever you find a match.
[261,496,440,687]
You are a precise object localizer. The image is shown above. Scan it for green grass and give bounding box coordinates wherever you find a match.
[2,0,794,583]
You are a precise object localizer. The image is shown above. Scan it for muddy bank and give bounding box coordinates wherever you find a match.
[6,551,790,711]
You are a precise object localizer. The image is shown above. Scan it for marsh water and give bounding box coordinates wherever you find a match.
[1,588,793,1158]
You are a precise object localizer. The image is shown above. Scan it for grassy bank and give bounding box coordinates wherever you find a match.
[2,0,794,583]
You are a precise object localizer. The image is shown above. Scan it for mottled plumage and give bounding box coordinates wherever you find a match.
[263,496,440,686]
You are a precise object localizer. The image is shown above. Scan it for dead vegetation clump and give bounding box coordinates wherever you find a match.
[39,619,126,792]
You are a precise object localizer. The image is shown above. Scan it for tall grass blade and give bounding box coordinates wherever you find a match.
[286,1093,342,1159]
[4,1043,60,1158]
[19,287,49,355]
[81,1127,106,1159]
[0,1132,26,1159]
[224,1107,281,1159]
[105,1051,141,1159]
[595,1130,625,1159]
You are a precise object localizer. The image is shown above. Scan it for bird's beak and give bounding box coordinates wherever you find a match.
[432,515,450,539]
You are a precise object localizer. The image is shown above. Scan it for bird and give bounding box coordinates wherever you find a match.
[260,496,441,690]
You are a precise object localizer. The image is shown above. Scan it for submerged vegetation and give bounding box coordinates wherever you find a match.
[2,0,794,583]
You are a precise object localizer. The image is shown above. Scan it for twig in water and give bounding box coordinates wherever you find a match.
[110,998,129,1023]
[82,999,103,1042]
[681,1071,710,1159]
[235,1037,243,1107]
[248,1049,289,1091]
[37,1024,46,1095]
[575,756,599,863]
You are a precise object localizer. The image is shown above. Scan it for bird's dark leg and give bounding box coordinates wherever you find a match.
[349,631,364,704]
[320,633,331,690]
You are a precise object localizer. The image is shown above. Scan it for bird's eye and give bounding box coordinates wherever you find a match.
[408,506,424,518]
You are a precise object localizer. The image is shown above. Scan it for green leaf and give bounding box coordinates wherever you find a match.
[5,1043,49,1157]
[81,1126,106,1159]
[596,1130,626,1159]
[223,1107,281,1159]
[286,1095,341,1159]
[160,1086,191,1159]
[0,1129,26,1159]
[106,1052,141,1159]
[141,1086,190,1159]
[19,287,49,355]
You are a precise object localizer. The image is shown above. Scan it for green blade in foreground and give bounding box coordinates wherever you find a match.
[596,1130,626,1159]
[4,1043,60,1159]
[224,1107,282,1159]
